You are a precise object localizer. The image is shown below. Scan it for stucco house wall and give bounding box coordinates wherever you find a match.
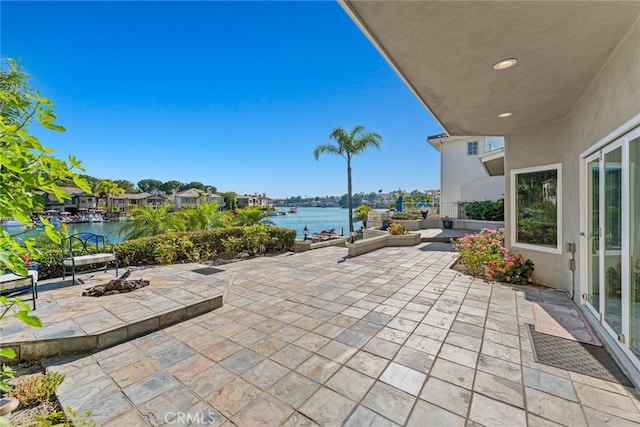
[504,17,640,290]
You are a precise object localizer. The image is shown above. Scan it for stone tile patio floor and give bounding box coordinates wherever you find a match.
[20,242,640,425]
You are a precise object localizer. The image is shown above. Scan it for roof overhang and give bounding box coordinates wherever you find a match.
[479,147,505,176]
[339,1,640,136]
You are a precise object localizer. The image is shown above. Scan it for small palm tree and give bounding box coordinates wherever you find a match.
[314,125,382,236]
[232,207,274,226]
[178,202,228,231]
[353,204,373,229]
[120,205,182,239]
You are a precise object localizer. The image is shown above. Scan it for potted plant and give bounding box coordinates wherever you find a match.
[442,216,453,229]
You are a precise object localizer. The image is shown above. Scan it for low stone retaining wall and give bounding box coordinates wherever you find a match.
[346,231,421,257]
[293,237,347,252]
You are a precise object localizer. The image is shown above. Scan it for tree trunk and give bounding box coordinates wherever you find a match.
[347,157,354,237]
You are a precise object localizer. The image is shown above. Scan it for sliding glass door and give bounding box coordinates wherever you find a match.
[585,128,639,365]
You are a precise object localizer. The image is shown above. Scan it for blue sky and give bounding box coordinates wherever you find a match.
[2,1,443,198]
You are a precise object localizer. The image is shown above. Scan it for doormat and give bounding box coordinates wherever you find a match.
[527,324,632,386]
[192,267,224,275]
[532,301,602,346]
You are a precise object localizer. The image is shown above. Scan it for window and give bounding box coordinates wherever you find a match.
[510,163,562,253]
[467,141,478,155]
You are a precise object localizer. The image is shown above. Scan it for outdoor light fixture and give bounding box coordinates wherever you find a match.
[303,225,308,240]
[497,112,512,118]
[493,58,517,70]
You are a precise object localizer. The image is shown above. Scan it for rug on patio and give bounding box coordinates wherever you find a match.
[532,301,602,346]
[527,324,632,386]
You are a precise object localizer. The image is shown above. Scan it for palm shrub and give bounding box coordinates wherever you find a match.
[233,207,274,226]
[243,224,270,255]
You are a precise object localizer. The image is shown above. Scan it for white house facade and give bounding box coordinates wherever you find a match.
[428,134,505,218]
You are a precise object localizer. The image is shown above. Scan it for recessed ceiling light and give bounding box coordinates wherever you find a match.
[493,58,518,70]
[497,112,512,118]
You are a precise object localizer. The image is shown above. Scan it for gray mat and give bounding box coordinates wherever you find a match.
[527,324,632,386]
[192,267,224,275]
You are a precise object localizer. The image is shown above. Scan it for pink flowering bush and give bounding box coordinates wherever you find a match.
[452,228,506,277]
[452,228,535,284]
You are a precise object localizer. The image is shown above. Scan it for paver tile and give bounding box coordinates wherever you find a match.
[296,354,340,384]
[420,377,471,416]
[407,400,464,427]
[573,381,640,422]
[300,386,357,425]
[429,358,475,389]
[379,361,426,396]
[523,367,577,401]
[206,376,261,417]
[469,393,526,427]
[473,370,524,408]
[525,387,587,426]
[233,394,294,426]
[269,371,321,409]
[346,350,390,379]
[362,381,415,425]
[326,366,376,402]
[271,344,313,369]
[241,359,289,390]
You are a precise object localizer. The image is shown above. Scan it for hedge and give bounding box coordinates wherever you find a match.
[463,199,504,221]
[35,226,296,280]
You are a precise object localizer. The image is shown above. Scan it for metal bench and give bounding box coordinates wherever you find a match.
[62,233,118,285]
[0,270,38,309]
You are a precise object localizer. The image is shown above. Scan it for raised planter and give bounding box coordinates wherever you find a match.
[293,237,347,252]
[346,232,421,256]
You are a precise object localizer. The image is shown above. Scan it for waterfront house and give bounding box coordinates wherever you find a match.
[107,192,171,213]
[237,193,273,209]
[171,188,225,209]
[428,134,505,218]
[39,187,97,213]
[340,0,640,383]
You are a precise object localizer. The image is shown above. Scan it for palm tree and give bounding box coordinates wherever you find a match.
[96,179,125,214]
[178,202,229,231]
[120,205,182,239]
[232,207,274,226]
[313,125,382,236]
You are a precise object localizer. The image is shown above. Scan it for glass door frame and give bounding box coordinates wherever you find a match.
[584,151,602,321]
[582,127,639,369]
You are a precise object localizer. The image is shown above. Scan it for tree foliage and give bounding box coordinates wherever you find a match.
[119,205,183,240]
[353,204,373,229]
[137,179,163,193]
[232,207,274,226]
[313,125,382,235]
[0,57,90,273]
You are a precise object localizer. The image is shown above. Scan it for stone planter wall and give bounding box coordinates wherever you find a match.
[346,232,421,257]
[293,237,347,252]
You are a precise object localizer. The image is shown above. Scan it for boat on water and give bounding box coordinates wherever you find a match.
[288,207,298,213]
[1,218,25,227]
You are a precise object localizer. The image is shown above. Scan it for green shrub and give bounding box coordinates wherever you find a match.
[390,212,418,220]
[488,254,535,285]
[464,199,504,221]
[35,227,296,279]
[243,224,270,255]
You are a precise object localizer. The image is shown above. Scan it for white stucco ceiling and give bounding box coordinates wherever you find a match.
[340,1,640,136]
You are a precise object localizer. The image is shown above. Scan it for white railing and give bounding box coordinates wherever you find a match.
[438,202,468,219]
